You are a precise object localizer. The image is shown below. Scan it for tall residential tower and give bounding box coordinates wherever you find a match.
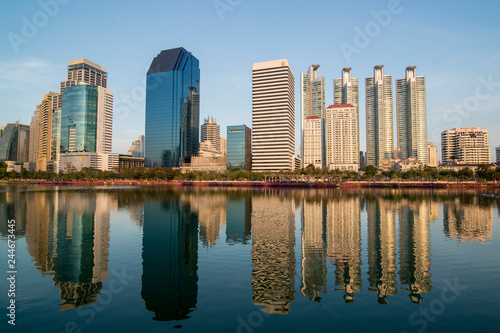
[366,65,393,167]
[396,66,427,164]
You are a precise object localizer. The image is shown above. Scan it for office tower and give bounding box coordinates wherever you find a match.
[252,59,295,171]
[427,142,438,167]
[496,146,500,163]
[227,125,251,170]
[59,58,108,105]
[396,66,427,164]
[29,105,40,163]
[142,197,198,321]
[145,47,200,168]
[0,121,30,163]
[303,116,324,168]
[251,194,295,314]
[201,117,221,153]
[301,65,325,163]
[366,65,393,166]
[37,92,59,171]
[127,135,145,157]
[325,104,359,171]
[334,67,359,114]
[441,127,491,165]
[300,198,327,302]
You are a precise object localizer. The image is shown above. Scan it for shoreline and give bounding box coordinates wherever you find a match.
[1,179,499,189]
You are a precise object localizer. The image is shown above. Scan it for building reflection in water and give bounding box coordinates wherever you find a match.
[226,193,252,244]
[251,191,296,314]
[443,197,493,243]
[185,192,226,247]
[141,194,199,321]
[24,191,113,310]
[326,194,362,303]
[397,197,433,304]
[300,196,327,302]
[367,196,398,304]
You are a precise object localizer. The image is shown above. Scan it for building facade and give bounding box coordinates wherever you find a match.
[227,125,251,171]
[441,127,491,165]
[252,59,295,171]
[427,142,438,167]
[325,104,359,171]
[201,117,221,153]
[37,92,60,171]
[496,146,500,163]
[127,135,145,158]
[303,116,324,168]
[0,122,30,163]
[334,67,359,114]
[300,65,325,164]
[145,47,200,168]
[366,65,393,167]
[29,105,40,164]
[396,66,427,164]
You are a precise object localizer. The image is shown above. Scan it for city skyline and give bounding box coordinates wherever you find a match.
[1,1,498,159]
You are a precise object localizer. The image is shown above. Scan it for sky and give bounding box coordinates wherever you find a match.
[1,0,499,159]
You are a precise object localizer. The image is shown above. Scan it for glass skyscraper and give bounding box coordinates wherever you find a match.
[227,125,251,171]
[145,47,200,168]
[0,122,30,163]
[60,85,98,153]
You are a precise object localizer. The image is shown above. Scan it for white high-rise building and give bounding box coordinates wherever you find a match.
[441,127,491,165]
[303,116,324,168]
[325,104,359,171]
[366,65,393,167]
[396,66,427,164]
[252,59,295,171]
[29,104,40,163]
[300,65,325,165]
[201,117,221,153]
[334,67,359,113]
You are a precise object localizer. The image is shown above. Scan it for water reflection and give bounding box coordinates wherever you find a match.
[1,186,496,324]
[141,194,198,321]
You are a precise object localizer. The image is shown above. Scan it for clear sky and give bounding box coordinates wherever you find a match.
[1,0,499,159]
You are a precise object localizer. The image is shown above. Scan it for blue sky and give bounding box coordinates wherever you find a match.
[1,0,499,159]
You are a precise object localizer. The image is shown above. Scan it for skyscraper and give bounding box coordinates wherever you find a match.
[303,116,324,168]
[252,59,295,171]
[0,122,30,163]
[301,65,325,164]
[200,117,220,153]
[325,104,359,171]
[496,146,500,163]
[441,127,491,165]
[427,142,438,167]
[127,135,145,158]
[29,105,40,164]
[396,66,427,164]
[366,65,393,167]
[227,125,251,170]
[334,67,359,113]
[145,47,200,168]
[37,92,59,171]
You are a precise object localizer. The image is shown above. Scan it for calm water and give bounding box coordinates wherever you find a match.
[0,186,499,333]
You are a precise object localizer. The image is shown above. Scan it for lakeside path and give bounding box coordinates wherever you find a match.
[1,179,499,188]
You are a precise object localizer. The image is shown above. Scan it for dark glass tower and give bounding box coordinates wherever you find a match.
[145,48,200,168]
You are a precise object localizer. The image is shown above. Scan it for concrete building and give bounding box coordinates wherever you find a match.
[427,142,438,167]
[303,116,324,168]
[59,152,119,172]
[37,92,60,171]
[325,104,359,171]
[366,65,393,167]
[127,135,145,158]
[252,59,295,171]
[0,122,30,164]
[396,66,427,164]
[220,137,227,156]
[29,105,40,164]
[59,58,108,105]
[496,146,500,163]
[395,156,423,172]
[441,127,490,165]
[201,117,221,153]
[300,65,325,165]
[227,125,251,171]
[145,48,200,168]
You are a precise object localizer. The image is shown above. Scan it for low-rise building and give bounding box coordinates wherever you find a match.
[395,156,423,172]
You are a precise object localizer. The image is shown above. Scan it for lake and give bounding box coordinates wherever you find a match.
[0,185,499,332]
